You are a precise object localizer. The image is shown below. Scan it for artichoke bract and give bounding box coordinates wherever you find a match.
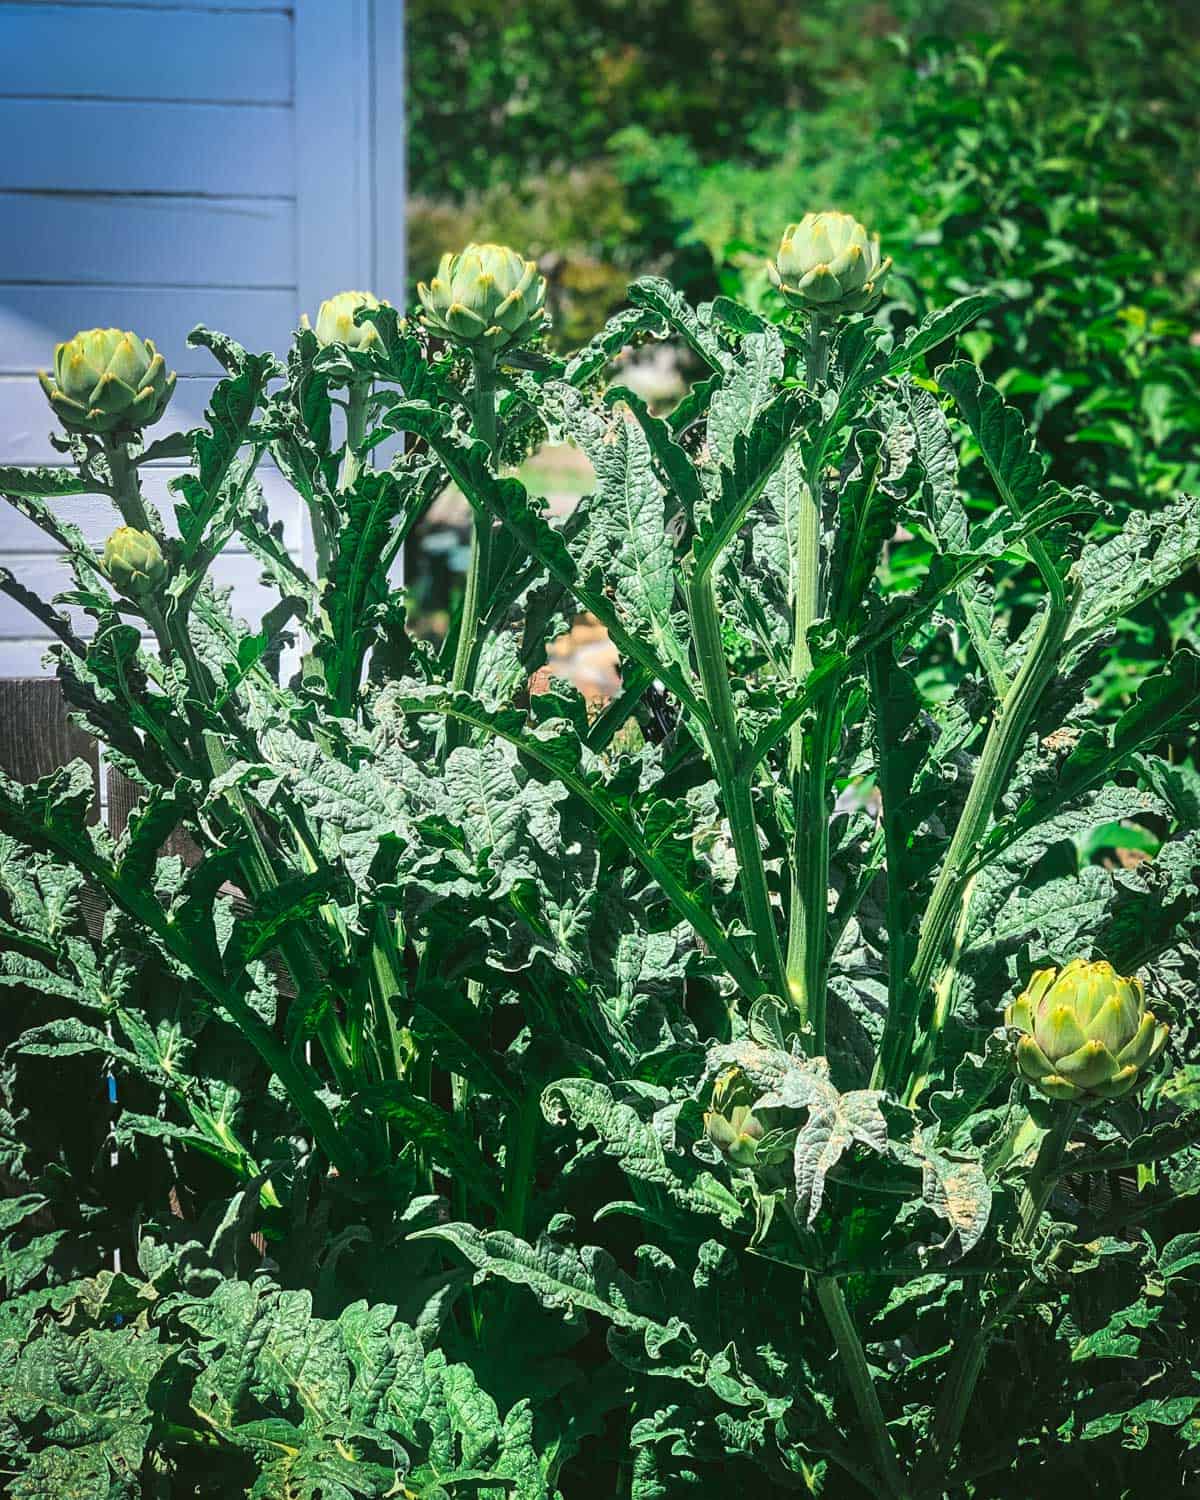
[302,290,389,351]
[703,1067,778,1168]
[704,1102,765,1167]
[767,212,892,316]
[1006,959,1169,1102]
[39,329,176,436]
[417,243,548,354]
[102,526,167,597]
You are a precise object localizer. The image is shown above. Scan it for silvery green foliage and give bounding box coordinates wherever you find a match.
[0,285,1198,1496]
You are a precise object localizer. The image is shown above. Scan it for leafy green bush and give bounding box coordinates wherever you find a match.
[2,245,1199,1496]
[637,31,1200,727]
[410,3,1200,730]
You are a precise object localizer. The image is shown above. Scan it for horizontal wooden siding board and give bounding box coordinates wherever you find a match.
[0,550,302,639]
[0,5,292,104]
[1,376,267,462]
[20,1,284,10]
[0,100,293,194]
[0,468,304,552]
[0,193,295,287]
[0,287,296,375]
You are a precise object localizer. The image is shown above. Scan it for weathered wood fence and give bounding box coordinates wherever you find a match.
[0,676,200,897]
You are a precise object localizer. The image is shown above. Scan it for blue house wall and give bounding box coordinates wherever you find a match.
[0,0,405,675]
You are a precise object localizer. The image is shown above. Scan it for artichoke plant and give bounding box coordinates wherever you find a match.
[302,290,389,351]
[767,212,892,316]
[417,243,548,353]
[39,329,176,436]
[1006,959,1169,1101]
[102,526,167,597]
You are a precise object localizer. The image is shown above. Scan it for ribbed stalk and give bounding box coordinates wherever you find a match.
[902,874,975,1108]
[815,1276,911,1500]
[1016,1101,1080,1246]
[875,575,1080,1095]
[786,695,836,1050]
[103,437,158,533]
[338,379,370,494]
[686,568,787,1001]
[917,1104,1080,1492]
[502,1091,540,1237]
[450,352,498,708]
[786,309,833,1046]
[334,377,374,715]
[447,352,502,1268]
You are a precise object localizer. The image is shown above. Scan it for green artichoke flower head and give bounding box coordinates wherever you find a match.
[705,1103,765,1167]
[39,328,176,436]
[302,290,389,351]
[767,212,892,316]
[102,526,167,598]
[704,1067,766,1167]
[417,242,548,353]
[1006,958,1169,1102]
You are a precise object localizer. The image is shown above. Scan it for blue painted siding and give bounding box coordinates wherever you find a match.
[0,0,406,677]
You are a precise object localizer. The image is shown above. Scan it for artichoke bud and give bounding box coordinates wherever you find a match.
[39,328,176,436]
[704,1067,766,1166]
[302,290,389,352]
[102,526,167,597]
[704,1104,765,1167]
[1005,959,1169,1102]
[767,212,891,317]
[417,242,548,354]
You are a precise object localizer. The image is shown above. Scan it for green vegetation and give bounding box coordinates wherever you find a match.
[1,230,1198,1493]
[409,0,1200,729]
[0,5,1196,1491]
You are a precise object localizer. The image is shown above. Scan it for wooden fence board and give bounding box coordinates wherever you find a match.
[0,677,104,933]
[0,676,292,990]
[106,765,202,867]
[0,676,98,816]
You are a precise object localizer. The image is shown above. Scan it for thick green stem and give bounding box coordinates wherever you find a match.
[686,569,787,1001]
[1016,1101,1080,1247]
[333,378,374,715]
[338,379,371,494]
[786,696,836,1050]
[786,310,834,1046]
[874,576,1080,1094]
[815,1276,911,1500]
[450,353,498,710]
[902,874,975,1108]
[805,310,831,391]
[337,393,408,1086]
[104,437,159,533]
[446,354,503,1262]
[368,907,409,1084]
[502,1090,540,1237]
[917,1105,1080,1493]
